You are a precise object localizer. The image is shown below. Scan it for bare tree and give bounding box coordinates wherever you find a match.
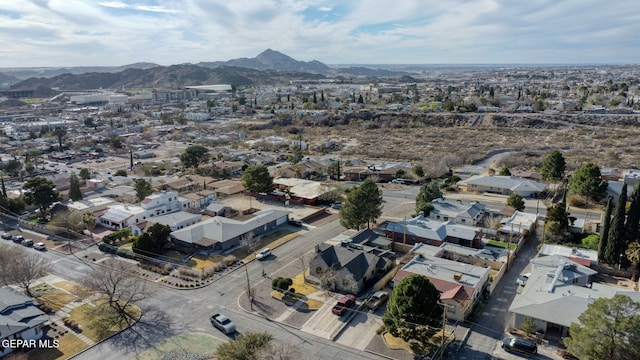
[0,244,24,286]
[1,248,52,296]
[484,216,503,231]
[319,267,339,291]
[82,260,154,326]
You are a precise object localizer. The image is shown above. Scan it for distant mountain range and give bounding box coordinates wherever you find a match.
[0,49,413,91]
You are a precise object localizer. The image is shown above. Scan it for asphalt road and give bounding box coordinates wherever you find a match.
[61,219,387,360]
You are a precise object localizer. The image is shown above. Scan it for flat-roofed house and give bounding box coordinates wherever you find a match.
[458,175,547,197]
[391,255,490,321]
[385,214,482,248]
[170,208,290,251]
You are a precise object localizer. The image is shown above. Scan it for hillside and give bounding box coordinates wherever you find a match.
[9,65,327,91]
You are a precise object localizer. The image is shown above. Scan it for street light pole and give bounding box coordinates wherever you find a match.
[245,263,253,310]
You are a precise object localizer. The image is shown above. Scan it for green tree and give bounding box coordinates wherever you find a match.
[23,177,61,218]
[327,161,341,180]
[132,223,171,255]
[395,169,407,179]
[540,150,566,182]
[545,202,570,241]
[180,144,210,168]
[79,167,91,180]
[564,294,640,360]
[415,180,442,215]
[215,332,273,360]
[287,145,303,165]
[83,212,96,237]
[271,277,293,292]
[413,165,425,178]
[625,183,640,246]
[520,316,537,336]
[605,184,627,266]
[339,179,382,230]
[241,165,273,193]
[3,159,22,178]
[383,274,442,340]
[134,178,153,202]
[506,193,525,211]
[599,198,613,261]
[569,163,608,203]
[68,174,83,201]
[498,166,511,176]
[52,127,66,151]
[114,169,127,177]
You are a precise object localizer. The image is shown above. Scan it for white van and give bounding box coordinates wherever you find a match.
[34,242,46,250]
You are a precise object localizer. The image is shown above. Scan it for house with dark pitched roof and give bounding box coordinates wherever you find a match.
[0,287,48,357]
[309,243,393,294]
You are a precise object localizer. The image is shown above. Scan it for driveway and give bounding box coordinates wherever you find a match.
[451,221,559,359]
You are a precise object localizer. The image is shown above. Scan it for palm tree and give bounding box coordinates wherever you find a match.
[625,242,640,286]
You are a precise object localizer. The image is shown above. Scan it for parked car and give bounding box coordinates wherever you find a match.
[332,294,356,315]
[210,313,236,334]
[34,242,46,250]
[366,291,389,310]
[22,239,34,247]
[1,233,11,240]
[517,272,531,286]
[331,203,343,210]
[501,336,538,355]
[256,248,272,260]
[12,235,24,244]
[288,219,303,227]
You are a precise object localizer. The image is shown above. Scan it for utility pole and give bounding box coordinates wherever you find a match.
[245,263,253,310]
[438,302,453,360]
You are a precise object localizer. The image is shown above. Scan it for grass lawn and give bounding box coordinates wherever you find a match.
[291,270,318,296]
[53,281,92,298]
[304,298,324,309]
[486,239,517,251]
[134,332,223,360]
[163,249,188,263]
[190,253,219,269]
[69,300,139,342]
[28,333,88,360]
[383,329,455,355]
[38,290,77,312]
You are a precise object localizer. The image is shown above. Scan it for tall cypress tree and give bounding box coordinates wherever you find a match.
[598,197,613,262]
[625,183,640,246]
[68,174,83,201]
[605,184,627,265]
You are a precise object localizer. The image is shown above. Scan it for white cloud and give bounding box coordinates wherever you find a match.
[0,0,638,67]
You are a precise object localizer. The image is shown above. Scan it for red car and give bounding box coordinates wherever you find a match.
[332,294,356,315]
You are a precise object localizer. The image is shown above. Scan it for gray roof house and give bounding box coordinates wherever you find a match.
[385,214,482,248]
[429,198,487,225]
[0,287,48,357]
[170,208,290,251]
[507,255,632,339]
[309,243,393,294]
[459,175,547,197]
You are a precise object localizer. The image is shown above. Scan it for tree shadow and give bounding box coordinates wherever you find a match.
[106,305,177,354]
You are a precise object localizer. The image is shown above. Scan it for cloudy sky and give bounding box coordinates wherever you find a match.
[1,0,639,67]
